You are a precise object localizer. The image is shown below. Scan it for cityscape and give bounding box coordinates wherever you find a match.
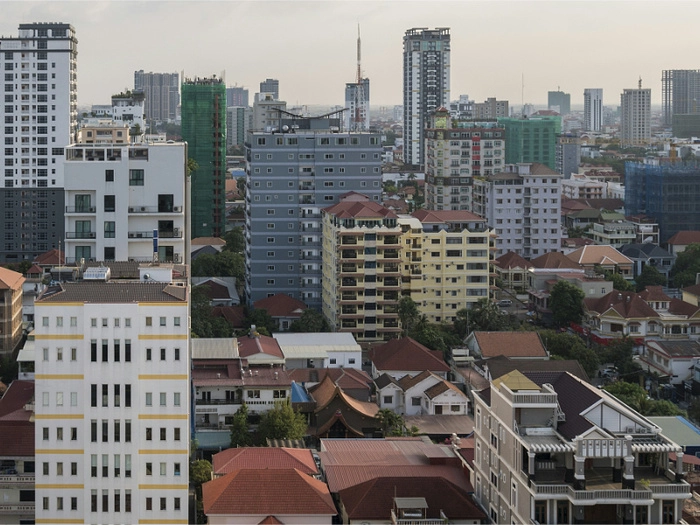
[3,5,700,525]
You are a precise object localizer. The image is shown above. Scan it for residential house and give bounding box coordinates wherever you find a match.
[493,251,530,292]
[202,469,336,524]
[375,371,469,416]
[369,337,450,380]
[626,215,661,245]
[641,340,700,385]
[254,294,307,332]
[618,244,675,280]
[274,332,362,370]
[586,221,637,248]
[191,237,226,254]
[473,370,691,525]
[566,244,634,280]
[683,284,700,307]
[212,447,319,477]
[288,368,373,402]
[463,331,548,361]
[192,277,240,306]
[0,267,24,355]
[667,231,700,256]
[238,331,285,366]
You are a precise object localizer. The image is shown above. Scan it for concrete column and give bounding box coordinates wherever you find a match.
[574,455,585,490]
[529,451,536,480]
[676,451,685,482]
[622,455,635,490]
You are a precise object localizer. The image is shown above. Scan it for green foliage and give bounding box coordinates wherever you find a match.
[455,298,515,338]
[221,227,245,254]
[549,281,585,327]
[604,382,685,416]
[256,399,307,444]
[670,244,700,288]
[243,307,277,336]
[596,268,634,292]
[289,309,331,333]
[688,399,700,425]
[398,296,420,336]
[539,330,599,378]
[383,130,398,146]
[634,265,667,292]
[191,251,245,280]
[190,459,212,523]
[190,285,233,338]
[230,403,253,448]
[377,409,405,437]
[600,338,641,378]
[0,354,18,384]
[1,261,31,275]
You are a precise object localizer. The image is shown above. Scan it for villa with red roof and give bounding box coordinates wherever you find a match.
[463,331,548,360]
[254,293,307,331]
[202,469,336,524]
[212,447,318,477]
[369,337,450,380]
[237,332,285,365]
[493,251,530,291]
[375,370,469,416]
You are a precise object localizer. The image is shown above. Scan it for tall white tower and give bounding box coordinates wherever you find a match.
[620,79,651,147]
[344,26,370,132]
[583,88,603,132]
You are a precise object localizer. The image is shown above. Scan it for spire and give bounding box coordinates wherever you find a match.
[356,23,362,85]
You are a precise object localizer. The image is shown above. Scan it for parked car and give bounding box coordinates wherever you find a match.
[497,299,513,307]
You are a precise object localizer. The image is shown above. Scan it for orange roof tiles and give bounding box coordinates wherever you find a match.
[668,231,700,246]
[253,293,307,318]
[323,199,397,219]
[566,245,632,266]
[370,337,450,374]
[411,209,484,223]
[212,447,317,476]
[495,251,530,270]
[531,251,582,269]
[311,375,379,419]
[33,248,64,265]
[238,334,284,359]
[473,331,548,359]
[0,267,24,290]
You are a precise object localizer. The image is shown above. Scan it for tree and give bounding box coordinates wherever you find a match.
[191,251,245,280]
[603,382,684,416]
[186,158,199,177]
[190,459,212,524]
[289,309,331,333]
[688,399,700,425]
[635,265,667,292]
[221,227,245,253]
[458,298,513,335]
[377,409,405,437]
[549,281,585,327]
[539,330,599,378]
[243,307,277,336]
[256,399,307,444]
[600,338,641,378]
[230,403,253,447]
[190,285,233,338]
[670,243,700,288]
[398,296,420,336]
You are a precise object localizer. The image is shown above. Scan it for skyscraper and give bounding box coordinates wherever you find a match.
[403,27,451,167]
[583,88,603,132]
[548,90,571,115]
[133,70,180,123]
[181,76,226,238]
[259,78,279,100]
[226,86,249,108]
[620,80,651,147]
[0,22,78,263]
[661,69,700,127]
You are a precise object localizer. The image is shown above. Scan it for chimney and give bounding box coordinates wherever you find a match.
[274,371,278,380]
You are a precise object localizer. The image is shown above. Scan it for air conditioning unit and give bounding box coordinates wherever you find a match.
[140,206,146,212]
[128,207,135,212]
[625,426,634,433]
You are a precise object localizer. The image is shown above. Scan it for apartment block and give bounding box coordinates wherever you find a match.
[226,106,250,149]
[472,163,562,258]
[620,82,651,147]
[34,268,190,524]
[555,135,581,179]
[473,370,690,524]
[0,22,78,263]
[226,86,249,108]
[474,97,509,120]
[662,70,700,127]
[548,90,571,115]
[63,142,186,263]
[498,116,561,171]
[425,108,505,211]
[0,266,24,354]
[244,123,382,308]
[583,88,603,132]
[133,70,179,123]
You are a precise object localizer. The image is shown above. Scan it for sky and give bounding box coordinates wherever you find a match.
[1,0,698,110]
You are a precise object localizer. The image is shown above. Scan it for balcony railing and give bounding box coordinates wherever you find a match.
[195,399,243,406]
[128,205,183,213]
[128,228,181,239]
[0,503,35,514]
[65,206,96,214]
[65,231,96,239]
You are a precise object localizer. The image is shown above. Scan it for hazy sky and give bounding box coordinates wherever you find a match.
[1,1,698,109]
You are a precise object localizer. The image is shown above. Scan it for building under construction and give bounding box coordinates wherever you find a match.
[181,76,226,238]
[662,69,700,127]
[625,159,700,242]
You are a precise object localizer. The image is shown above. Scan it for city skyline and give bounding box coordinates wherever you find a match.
[2,1,699,110]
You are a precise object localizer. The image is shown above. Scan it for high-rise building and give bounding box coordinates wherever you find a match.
[498,116,561,170]
[226,86,249,108]
[226,106,250,149]
[556,135,581,179]
[34,268,190,524]
[473,97,509,120]
[548,90,571,115]
[0,23,77,263]
[403,27,451,167]
[620,80,651,147]
[252,93,287,132]
[63,142,187,263]
[662,69,700,127]
[133,70,180,123]
[625,159,700,242]
[424,108,505,211]
[472,163,562,258]
[583,88,603,132]
[181,76,226,238]
[244,119,382,309]
[259,78,279,100]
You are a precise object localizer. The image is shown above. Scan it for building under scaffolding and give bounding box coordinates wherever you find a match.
[625,159,700,242]
[181,76,226,238]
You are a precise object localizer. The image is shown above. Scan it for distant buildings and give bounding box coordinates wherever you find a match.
[620,80,651,147]
[344,78,370,132]
[226,85,249,108]
[133,70,179,123]
[181,76,226,238]
[226,106,250,148]
[547,89,570,115]
[403,27,451,167]
[474,97,509,119]
[498,115,561,170]
[252,92,287,132]
[583,88,603,132]
[661,69,700,127]
[259,78,279,99]
[556,135,581,178]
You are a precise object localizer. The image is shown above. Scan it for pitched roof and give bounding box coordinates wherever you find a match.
[202,469,336,516]
[195,279,232,301]
[668,231,700,246]
[472,331,548,359]
[424,380,466,400]
[0,380,35,457]
[495,251,530,270]
[238,334,285,359]
[287,368,372,394]
[493,370,540,391]
[397,370,435,391]
[212,447,318,476]
[370,337,449,373]
[566,245,633,266]
[211,305,247,328]
[191,236,226,246]
[253,293,307,318]
[531,251,582,269]
[311,375,379,419]
[584,290,658,318]
[323,199,397,219]
[475,355,589,382]
[0,266,24,290]
[638,286,672,302]
[619,243,673,260]
[411,209,485,224]
[374,373,400,390]
[36,281,187,303]
[33,248,64,265]
[338,476,485,521]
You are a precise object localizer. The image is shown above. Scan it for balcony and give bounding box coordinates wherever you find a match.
[65,206,96,214]
[128,205,183,214]
[128,228,182,239]
[65,231,96,239]
[0,503,35,514]
[195,398,243,406]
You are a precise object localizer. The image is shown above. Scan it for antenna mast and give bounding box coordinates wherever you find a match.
[351,24,368,132]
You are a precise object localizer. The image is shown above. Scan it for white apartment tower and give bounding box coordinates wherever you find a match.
[583,88,603,132]
[620,80,651,147]
[63,142,187,263]
[34,270,190,524]
[0,22,78,263]
[403,27,450,167]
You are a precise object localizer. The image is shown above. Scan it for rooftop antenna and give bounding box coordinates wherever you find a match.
[350,23,368,132]
[521,73,524,116]
[638,76,642,89]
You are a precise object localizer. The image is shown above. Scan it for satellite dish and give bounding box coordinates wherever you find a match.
[143,273,150,280]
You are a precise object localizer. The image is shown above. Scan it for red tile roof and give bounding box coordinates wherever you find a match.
[311,375,379,419]
[0,380,34,421]
[338,476,485,521]
[287,368,372,394]
[638,286,672,302]
[584,290,658,318]
[495,251,530,270]
[370,337,450,374]
[238,334,285,359]
[0,381,34,457]
[531,251,582,269]
[411,209,484,223]
[0,267,24,290]
[473,331,547,359]
[211,305,247,328]
[191,237,226,246]
[258,517,284,525]
[668,231,700,246]
[253,294,307,318]
[202,469,336,517]
[33,248,64,265]
[213,447,317,476]
[323,199,397,219]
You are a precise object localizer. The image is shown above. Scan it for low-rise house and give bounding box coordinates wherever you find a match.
[190,236,226,254]
[212,447,319,477]
[626,215,661,244]
[667,231,700,256]
[254,293,307,331]
[369,337,450,380]
[473,370,691,525]
[566,244,634,279]
[288,367,372,402]
[493,251,530,292]
[618,243,675,280]
[275,332,362,370]
[202,469,336,524]
[463,331,548,361]
[641,340,700,385]
[238,331,285,366]
[192,277,240,306]
[586,220,637,248]
[375,371,469,416]
[649,416,700,459]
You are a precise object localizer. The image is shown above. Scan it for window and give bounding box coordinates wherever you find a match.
[174,317,181,327]
[174,348,180,361]
[71,462,77,476]
[174,428,181,441]
[57,496,63,510]
[145,317,152,327]
[146,497,152,511]
[160,348,166,361]
[174,497,181,511]
[102,454,108,477]
[174,463,181,476]
[91,490,97,512]
[412,397,421,406]
[71,497,77,510]
[146,348,152,361]
[71,347,77,361]
[159,316,166,327]
[105,169,114,182]
[125,490,131,512]
[160,462,167,476]
[160,392,166,406]
[104,221,115,238]
[247,390,261,399]
[125,385,131,407]
[160,427,166,441]
[146,427,152,441]
[174,392,181,406]
[57,427,63,440]
[383,395,393,404]
[104,195,115,212]
[43,462,49,475]
[145,392,152,406]
[146,462,152,476]
[160,497,166,511]
[129,169,144,186]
